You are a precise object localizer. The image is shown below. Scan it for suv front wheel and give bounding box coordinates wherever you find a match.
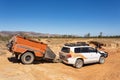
[74,59,83,68]
[99,57,105,64]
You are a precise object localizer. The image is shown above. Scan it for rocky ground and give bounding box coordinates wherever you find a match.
[0,38,120,80]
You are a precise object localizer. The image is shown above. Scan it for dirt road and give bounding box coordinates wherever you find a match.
[0,38,120,80]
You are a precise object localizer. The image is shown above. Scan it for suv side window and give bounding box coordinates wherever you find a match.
[74,47,89,53]
[88,47,96,52]
[75,48,81,53]
[81,48,89,53]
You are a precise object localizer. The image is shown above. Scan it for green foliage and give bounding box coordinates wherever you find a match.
[0,33,120,42]
[98,32,103,38]
[0,35,12,42]
[84,33,91,38]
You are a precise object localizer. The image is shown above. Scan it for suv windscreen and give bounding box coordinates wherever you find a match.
[61,47,70,53]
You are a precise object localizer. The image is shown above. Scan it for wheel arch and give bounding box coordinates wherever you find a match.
[18,50,35,60]
[76,58,84,63]
[74,58,84,68]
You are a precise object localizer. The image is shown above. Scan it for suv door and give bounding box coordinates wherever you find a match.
[74,47,92,64]
[88,47,101,62]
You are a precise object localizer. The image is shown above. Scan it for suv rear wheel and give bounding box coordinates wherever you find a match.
[74,59,83,68]
[21,52,34,64]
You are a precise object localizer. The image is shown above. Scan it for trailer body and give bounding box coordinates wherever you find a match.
[7,36,56,64]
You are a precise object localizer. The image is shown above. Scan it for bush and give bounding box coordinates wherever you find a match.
[0,35,12,42]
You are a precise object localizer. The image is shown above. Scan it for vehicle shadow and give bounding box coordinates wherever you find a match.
[62,62,98,68]
[83,63,98,67]
[7,57,54,64]
[8,57,21,64]
[33,59,54,64]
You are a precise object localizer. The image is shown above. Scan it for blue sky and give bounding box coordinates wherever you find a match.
[0,0,120,36]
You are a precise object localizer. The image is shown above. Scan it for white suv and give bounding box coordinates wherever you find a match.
[59,43,108,68]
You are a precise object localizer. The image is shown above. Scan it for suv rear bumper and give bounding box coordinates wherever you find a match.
[62,58,76,65]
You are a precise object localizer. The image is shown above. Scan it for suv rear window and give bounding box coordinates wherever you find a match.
[61,47,70,53]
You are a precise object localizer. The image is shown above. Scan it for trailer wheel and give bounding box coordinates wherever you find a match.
[74,59,83,68]
[21,52,34,64]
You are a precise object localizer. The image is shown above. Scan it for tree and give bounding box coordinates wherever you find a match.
[84,33,90,38]
[98,32,103,37]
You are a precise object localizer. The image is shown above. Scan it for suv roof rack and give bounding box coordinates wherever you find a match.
[64,42,89,46]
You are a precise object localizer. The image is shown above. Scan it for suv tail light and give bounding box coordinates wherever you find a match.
[67,54,72,58]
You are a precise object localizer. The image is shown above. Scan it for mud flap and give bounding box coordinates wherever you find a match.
[44,47,56,60]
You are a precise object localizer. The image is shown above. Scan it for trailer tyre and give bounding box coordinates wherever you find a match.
[21,52,34,64]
